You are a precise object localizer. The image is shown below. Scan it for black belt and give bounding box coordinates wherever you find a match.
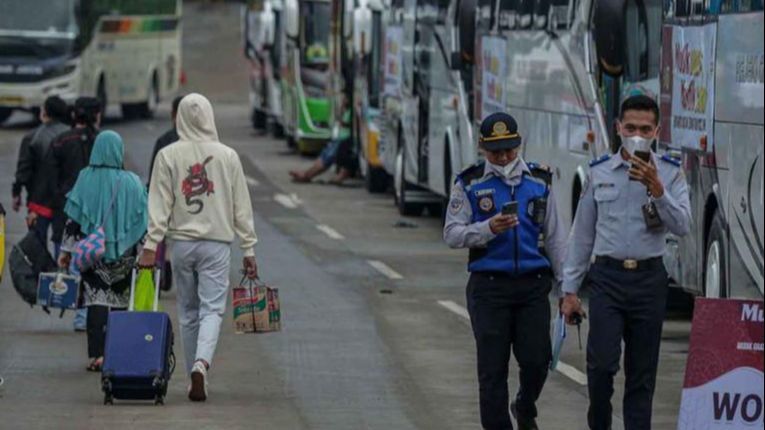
[594,256,663,271]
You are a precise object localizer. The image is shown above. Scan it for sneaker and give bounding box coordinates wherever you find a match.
[188,360,208,402]
[511,401,539,430]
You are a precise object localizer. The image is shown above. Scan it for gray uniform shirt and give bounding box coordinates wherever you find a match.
[561,152,691,294]
[443,159,568,286]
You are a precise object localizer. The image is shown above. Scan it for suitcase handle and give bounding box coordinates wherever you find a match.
[128,267,161,312]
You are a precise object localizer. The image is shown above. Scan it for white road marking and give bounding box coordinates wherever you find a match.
[316,224,345,240]
[437,300,588,387]
[274,193,299,209]
[246,176,260,187]
[367,260,404,280]
[437,300,471,320]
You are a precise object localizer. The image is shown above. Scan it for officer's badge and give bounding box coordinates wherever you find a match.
[478,195,495,214]
[492,121,509,137]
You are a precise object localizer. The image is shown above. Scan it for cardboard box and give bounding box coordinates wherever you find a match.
[233,283,281,333]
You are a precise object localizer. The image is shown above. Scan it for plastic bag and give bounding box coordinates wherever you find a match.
[133,268,160,312]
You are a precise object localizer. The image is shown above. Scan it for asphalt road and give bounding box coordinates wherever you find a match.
[0,2,692,429]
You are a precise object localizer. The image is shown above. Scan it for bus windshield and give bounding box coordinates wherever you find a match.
[302,2,330,66]
[0,0,78,39]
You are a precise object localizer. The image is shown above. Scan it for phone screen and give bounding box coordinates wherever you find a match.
[634,150,651,163]
[502,201,518,215]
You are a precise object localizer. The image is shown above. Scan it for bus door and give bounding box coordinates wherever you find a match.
[593,0,663,152]
[414,0,436,184]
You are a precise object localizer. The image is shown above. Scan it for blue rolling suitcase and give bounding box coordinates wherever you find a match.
[102,268,175,405]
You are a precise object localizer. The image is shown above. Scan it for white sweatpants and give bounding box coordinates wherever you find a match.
[169,240,231,375]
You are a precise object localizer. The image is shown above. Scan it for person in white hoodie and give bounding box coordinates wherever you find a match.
[138,93,259,402]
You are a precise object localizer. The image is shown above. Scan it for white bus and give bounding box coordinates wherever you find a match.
[0,0,182,123]
[467,0,762,297]
[379,0,477,216]
[352,0,391,193]
[243,0,287,137]
[659,0,763,298]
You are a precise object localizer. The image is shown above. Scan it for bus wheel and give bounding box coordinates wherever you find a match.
[252,108,267,130]
[394,145,424,216]
[366,166,389,194]
[97,78,107,117]
[137,77,159,119]
[272,121,285,138]
[0,108,13,125]
[704,212,728,298]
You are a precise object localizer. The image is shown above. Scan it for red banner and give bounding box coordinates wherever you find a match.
[678,298,764,429]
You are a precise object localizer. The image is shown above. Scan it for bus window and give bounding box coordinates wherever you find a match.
[623,0,662,83]
[478,0,496,30]
[302,2,330,67]
[517,0,535,28]
[498,0,518,30]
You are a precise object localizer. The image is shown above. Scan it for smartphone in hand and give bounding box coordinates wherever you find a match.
[501,201,518,216]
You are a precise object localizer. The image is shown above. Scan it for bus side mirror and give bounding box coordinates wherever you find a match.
[458,0,477,64]
[593,0,626,76]
[285,0,299,39]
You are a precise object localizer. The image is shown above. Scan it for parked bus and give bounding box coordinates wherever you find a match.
[658,0,763,298]
[352,0,390,193]
[379,0,477,216]
[0,0,182,123]
[282,0,333,153]
[243,0,287,137]
[466,0,762,298]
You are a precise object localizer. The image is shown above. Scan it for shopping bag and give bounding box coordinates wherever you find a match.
[132,268,161,312]
[37,271,81,312]
[233,278,281,333]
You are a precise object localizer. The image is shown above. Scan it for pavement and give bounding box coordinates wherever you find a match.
[0,2,693,429]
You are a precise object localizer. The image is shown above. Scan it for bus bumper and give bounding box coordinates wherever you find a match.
[0,72,80,110]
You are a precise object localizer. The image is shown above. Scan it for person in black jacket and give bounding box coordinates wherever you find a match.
[49,97,102,245]
[11,96,70,249]
[148,94,185,185]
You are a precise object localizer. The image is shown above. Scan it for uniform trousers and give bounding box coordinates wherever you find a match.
[466,270,553,430]
[586,261,668,430]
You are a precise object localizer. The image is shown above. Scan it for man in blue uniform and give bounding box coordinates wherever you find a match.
[561,95,691,430]
[444,112,567,430]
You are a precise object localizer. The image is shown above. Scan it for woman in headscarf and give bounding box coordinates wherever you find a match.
[58,130,148,371]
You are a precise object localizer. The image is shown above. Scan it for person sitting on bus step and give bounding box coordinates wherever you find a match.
[444,112,568,430]
[289,102,353,185]
[561,95,691,430]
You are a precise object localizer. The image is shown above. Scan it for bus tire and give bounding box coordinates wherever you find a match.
[137,76,159,119]
[252,108,267,129]
[0,108,12,124]
[366,166,389,193]
[395,144,424,216]
[704,212,728,298]
[96,77,107,116]
[272,121,285,138]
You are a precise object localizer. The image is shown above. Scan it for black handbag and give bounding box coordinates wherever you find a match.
[9,230,56,306]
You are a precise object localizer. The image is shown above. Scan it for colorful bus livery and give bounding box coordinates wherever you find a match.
[99,17,179,35]
[0,0,182,123]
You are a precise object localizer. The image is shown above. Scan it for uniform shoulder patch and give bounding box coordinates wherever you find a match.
[526,162,553,186]
[660,153,681,167]
[456,161,486,184]
[589,154,611,167]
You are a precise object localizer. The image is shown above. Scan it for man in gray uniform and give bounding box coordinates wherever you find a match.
[561,95,691,430]
[445,112,567,430]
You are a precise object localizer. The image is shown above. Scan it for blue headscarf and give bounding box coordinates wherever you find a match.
[65,130,148,262]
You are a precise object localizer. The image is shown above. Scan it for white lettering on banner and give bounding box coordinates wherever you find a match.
[741,303,764,322]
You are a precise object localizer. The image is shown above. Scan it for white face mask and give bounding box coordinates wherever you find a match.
[621,135,652,156]
[501,157,521,178]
